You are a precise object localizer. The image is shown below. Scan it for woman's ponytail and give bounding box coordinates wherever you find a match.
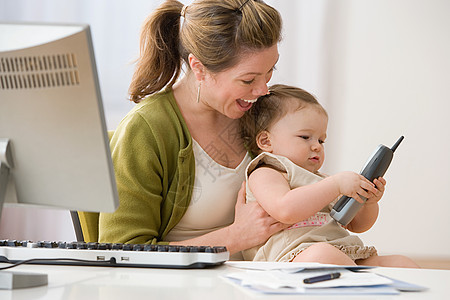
[128,0,184,103]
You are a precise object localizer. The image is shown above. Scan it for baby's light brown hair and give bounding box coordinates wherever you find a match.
[240,84,327,156]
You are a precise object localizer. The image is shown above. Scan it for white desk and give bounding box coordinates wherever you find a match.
[0,264,448,299]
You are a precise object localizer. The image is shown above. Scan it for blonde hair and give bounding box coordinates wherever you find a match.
[128,0,282,103]
[240,84,328,156]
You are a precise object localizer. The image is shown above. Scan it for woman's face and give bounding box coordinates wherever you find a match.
[200,44,279,119]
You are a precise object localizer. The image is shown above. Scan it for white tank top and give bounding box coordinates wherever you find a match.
[165,139,251,242]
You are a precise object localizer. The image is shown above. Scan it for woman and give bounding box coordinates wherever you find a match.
[99,0,287,258]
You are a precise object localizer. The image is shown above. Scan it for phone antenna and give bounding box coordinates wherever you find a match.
[391,136,404,152]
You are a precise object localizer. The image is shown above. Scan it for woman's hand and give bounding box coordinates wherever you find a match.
[229,182,289,252]
[169,182,287,254]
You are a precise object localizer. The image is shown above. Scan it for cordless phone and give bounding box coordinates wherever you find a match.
[330,136,404,226]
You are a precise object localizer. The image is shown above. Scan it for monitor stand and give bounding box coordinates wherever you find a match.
[0,138,13,224]
[0,139,48,290]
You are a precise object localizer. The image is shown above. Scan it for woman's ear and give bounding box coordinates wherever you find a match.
[256,131,273,152]
[188,53,205,82]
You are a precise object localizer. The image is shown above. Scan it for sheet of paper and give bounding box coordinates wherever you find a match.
[223,270,400,295]
[236,281,400,296]
[225,261,315,272]
[225,261,373,273]
[378,275,428,292]
[223,262,427,295]
[225,269,391,290]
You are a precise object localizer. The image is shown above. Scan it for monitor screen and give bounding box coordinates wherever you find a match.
[0,22,119,223]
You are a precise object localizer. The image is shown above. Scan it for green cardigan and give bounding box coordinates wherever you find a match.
[99,88,195,245]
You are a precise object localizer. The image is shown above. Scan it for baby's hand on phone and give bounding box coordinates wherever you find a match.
[333,171,378,203]
[365,177,386,204]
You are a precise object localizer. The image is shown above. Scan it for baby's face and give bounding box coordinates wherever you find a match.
[266,105,328,173]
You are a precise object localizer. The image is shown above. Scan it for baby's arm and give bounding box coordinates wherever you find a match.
[346,177,386,233]
[248,167,377,224]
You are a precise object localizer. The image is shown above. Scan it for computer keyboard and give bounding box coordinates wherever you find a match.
[0,240,229,269]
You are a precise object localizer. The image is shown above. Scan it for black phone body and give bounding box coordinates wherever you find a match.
[330,136,404,226]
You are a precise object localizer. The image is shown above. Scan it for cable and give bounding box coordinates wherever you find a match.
[0,255,116,270]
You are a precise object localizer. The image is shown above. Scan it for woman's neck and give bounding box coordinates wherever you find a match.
[173,73,232,128]
[173,74,246,169]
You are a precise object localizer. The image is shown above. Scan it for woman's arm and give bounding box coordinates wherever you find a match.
[99,113,169,245]
[248,167,378,224]
[100,102,287,253]
[170,182,288,254]
[346,177,386,233]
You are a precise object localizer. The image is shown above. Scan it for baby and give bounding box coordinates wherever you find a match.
[239,84,418,267]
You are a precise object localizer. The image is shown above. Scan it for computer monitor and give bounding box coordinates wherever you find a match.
[0,22,119,226]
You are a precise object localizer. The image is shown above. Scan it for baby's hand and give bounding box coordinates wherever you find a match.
[365,177,386,204]
[332,171,378,203]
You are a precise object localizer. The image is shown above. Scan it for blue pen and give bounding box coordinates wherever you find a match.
[303,272,341,284]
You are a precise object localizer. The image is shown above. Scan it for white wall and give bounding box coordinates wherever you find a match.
[270,0,450,259]
[1,0,449,259]
[320,0,450,258]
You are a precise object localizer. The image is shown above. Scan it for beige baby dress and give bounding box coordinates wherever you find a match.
[242,152,377,262]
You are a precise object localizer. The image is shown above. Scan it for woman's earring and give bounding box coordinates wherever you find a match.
[196,81,201,103]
